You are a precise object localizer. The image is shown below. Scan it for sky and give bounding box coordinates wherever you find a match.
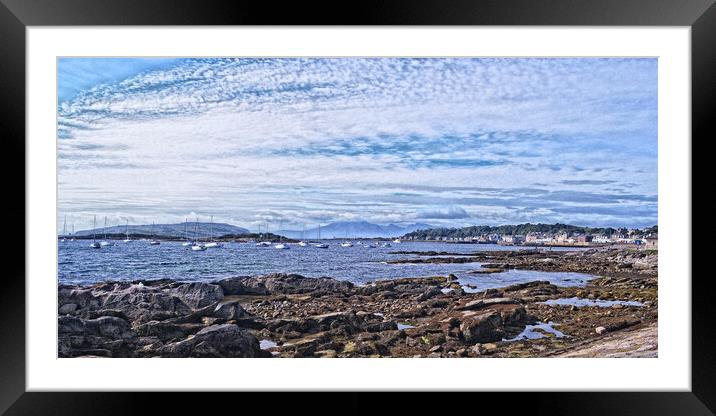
[57,58,657,233]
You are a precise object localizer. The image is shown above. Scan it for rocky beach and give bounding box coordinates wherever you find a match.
[58,247,657,358]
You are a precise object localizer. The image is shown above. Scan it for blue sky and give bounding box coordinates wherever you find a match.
[57,58,657,232]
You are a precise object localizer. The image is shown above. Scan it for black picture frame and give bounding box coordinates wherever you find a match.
[1,0,712,414]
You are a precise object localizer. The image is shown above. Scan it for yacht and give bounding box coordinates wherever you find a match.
[181,218,193,246]
[89,215,101,249]
[341,242,353,247]
[392,239,402,244]
[273,219,289,249]
[297,225,308,246]
[123,219,132,242]
[203,215,223,248]
[313,224,328,248]
[191,244,206,251]
[148,222,160,245]
[100,216,114,246]
[60,215,67,242]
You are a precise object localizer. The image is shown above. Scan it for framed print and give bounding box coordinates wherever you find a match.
[2,0,713,414]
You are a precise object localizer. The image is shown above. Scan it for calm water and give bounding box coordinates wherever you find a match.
[58,240,594,290]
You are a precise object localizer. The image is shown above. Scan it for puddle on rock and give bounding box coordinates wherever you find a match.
[260,339,277,350]
[540,297,644,308]
[503,321,566,342]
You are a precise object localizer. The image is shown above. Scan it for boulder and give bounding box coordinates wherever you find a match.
[218,274,354,296]
[212,300,248,320]
[84,316,133,339]
[456,297,518,311]
[459,311,504,343]
[134,321,201,341]
[417,287,442,302]
[157,324,266,358]
[58,315,85,334]
[58,303,78,315]
[168,282,224,309]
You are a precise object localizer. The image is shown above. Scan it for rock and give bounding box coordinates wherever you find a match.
[212,300,248,320]
[87,309,130,320]
[456,297,518,311]
[84,316,133,339]
[459,311,504,343]
[417,287,442,302]
[218,274,353,296]
[157,324,266,358]
[343,341,357,354]
[134,321,199,341]
[58,315,85,334]
[500,306,533,327]
[315,349,337,358]
[472,344,486,355]
[169,282,224,309]
[595,326,607,335]
[365,321,399,332]
[58,303,78,314]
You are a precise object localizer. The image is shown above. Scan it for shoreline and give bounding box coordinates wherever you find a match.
[58,248,657,358]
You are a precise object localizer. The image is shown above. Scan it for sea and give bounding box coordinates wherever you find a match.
[58,239,594,291]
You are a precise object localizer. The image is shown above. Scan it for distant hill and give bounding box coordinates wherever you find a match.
[71,222,249,239]
[276,221,433,239]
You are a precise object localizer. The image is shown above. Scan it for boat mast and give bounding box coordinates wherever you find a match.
[195,216,199,242]
[126,219,129,240]
[63,215,67,237]
[103,216,108,240]
[92,215,97,243]
[210,215,213,242]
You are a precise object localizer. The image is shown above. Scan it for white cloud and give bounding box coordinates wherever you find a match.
[57,58,657,231]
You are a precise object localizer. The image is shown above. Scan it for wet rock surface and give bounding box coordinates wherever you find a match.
[58,249,658,358]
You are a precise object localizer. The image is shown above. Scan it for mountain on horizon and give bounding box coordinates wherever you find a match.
[71,222,249,239]
[276,221,432,239]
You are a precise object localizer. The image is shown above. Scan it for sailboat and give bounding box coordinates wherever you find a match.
[181,218,193,246]
[149,222,161,245]
[392,238,402,244]
[123,219,132,242]
[60,215,67,242]
[191,217,206,251]
[89,215,101,249]
[314,224,328,248]
[274,219,289,249]
[100,216,113,246]
[256,220,272,246]
[203,215,222,248]
[340,230,353,247]
[297,224,308,246]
